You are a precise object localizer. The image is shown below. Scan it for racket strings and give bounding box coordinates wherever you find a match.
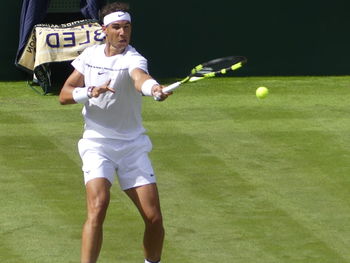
[193,56,247,76]
[182,56,247,81]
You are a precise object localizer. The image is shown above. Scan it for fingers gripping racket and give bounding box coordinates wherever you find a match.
[155,56,247,100]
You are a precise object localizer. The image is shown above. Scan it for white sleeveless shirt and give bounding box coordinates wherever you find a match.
[72,44,148,140]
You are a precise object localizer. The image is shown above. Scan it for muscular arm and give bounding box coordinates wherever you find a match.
[59,69,85,105]
[130,68,171,101]
[130,68,154,93]
[59,69,115,105]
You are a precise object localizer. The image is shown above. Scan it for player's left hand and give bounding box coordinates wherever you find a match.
[152,85,172,101]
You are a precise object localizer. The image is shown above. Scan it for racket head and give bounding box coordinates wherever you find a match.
[158,56,247,100]
[187,56,247,82]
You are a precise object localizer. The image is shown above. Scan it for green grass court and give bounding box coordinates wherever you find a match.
[1,76,350,262]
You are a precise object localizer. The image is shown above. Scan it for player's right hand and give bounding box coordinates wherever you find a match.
[90,79,115,98]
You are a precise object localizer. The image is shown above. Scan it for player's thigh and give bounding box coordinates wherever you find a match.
[85,178,112,215]
[124,183,162,221]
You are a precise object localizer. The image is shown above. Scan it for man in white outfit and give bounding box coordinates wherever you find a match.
[59,2,170,263]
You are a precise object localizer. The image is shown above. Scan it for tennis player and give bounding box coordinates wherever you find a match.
[59,2,169,263]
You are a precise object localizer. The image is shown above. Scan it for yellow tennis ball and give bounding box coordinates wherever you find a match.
[256,86,269,99]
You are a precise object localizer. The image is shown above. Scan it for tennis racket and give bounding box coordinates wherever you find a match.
[155,56,247,100]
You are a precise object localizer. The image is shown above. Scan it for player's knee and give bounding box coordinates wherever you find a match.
[144,212,163,229]
[87,199,109,225]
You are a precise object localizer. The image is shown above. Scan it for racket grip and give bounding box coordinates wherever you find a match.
[154,81,181,101]
[162,81,181,93]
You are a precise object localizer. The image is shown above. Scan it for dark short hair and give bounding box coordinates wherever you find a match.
[99,2,131,22]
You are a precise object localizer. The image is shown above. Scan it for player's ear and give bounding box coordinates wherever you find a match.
[101,25,108,37]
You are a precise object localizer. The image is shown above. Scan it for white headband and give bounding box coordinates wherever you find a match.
[103,11,131,26]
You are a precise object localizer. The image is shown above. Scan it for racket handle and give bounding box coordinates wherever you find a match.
[154,81,181,101]
[162,81,181,93]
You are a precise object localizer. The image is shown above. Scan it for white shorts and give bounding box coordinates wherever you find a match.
[78,135,156,190]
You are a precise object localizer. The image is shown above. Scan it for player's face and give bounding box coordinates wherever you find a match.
[104,21,131,54]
